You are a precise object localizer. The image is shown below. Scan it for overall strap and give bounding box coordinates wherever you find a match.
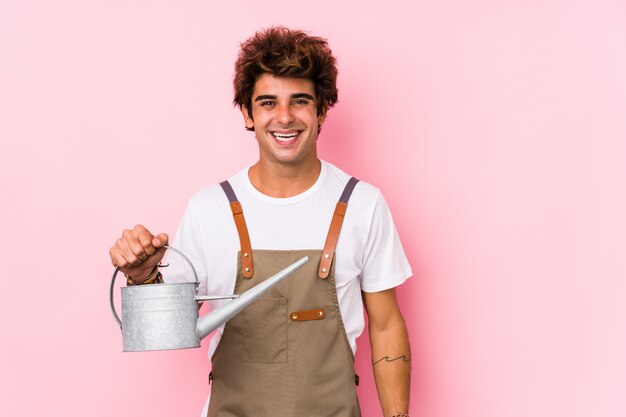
[220,181,254,279]
[318,177,360,279]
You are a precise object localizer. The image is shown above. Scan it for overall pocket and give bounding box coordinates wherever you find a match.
[242,297,288,363]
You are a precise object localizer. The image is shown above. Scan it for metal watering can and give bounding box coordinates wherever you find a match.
[110,246,309,352]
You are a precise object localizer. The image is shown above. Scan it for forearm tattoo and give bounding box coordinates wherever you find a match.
[372,355,411,365]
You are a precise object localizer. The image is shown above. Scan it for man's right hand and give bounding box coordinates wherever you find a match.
[109,225,169,283]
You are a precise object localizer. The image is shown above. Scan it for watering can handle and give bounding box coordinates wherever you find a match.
[109,245,200,329]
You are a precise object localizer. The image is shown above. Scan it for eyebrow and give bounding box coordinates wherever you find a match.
[254,95,276,102]
[291,93,315,101]
[254,93,315,102]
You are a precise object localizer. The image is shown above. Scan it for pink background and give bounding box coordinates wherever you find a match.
[1,1,625,416]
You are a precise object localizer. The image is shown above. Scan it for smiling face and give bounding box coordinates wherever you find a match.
[242,73,325,168]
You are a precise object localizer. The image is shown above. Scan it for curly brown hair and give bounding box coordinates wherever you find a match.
[233,27,338,122]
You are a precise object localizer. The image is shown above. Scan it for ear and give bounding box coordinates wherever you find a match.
[241,105,254,130]
[318,110,327,127]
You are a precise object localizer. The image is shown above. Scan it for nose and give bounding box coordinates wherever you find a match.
[275,103,295,125]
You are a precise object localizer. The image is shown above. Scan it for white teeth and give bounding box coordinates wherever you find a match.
[272,132,299,141]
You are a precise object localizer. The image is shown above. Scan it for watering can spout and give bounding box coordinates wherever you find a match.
[195,256,309,340]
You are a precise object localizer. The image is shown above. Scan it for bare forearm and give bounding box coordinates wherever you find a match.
[370,320,411,416]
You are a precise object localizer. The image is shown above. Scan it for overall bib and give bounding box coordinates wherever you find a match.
[207,177,362,417]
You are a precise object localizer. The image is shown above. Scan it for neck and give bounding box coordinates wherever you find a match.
[249,159,322,198]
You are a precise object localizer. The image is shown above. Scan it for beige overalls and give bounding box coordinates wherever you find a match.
[207,177,362,417]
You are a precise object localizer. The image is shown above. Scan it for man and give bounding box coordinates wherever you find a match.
[109,27,412,417]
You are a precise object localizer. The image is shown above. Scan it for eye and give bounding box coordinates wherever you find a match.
[260,100,276,107]
[292,99,310,106]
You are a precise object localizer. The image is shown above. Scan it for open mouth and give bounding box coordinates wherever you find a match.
[271,130,302,144]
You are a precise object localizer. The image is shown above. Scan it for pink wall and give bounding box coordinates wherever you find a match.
[1,1,625,416]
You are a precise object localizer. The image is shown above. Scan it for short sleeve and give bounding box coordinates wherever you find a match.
[359,191,412,292]
[163,197,209,295]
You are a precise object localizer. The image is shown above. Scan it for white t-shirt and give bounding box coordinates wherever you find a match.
[165,160,412,357]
